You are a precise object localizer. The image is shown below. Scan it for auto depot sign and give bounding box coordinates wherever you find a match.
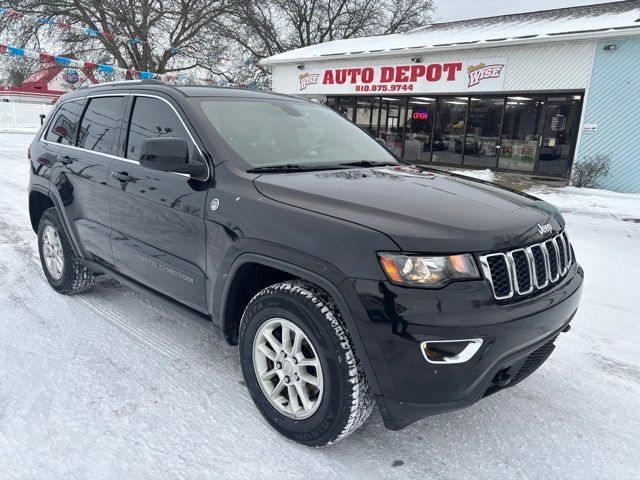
[296,57,507,94]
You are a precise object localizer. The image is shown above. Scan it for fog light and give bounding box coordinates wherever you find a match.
[420,339,483,364]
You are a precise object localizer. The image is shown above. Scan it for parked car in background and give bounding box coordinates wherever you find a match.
[455,134,481,154]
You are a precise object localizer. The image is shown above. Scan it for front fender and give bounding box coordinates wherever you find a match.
[213,245,384,396]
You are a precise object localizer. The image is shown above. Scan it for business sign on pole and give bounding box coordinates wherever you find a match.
[296,58,507,94]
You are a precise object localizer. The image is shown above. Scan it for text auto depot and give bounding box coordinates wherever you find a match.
[299,62,505,90]
[323,63,462,85]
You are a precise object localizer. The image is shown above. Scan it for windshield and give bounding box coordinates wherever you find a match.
[195,97,398,169]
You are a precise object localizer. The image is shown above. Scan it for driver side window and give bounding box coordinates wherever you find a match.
[126,96,194,162]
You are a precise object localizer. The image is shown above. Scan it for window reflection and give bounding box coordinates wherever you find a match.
[379,98,405,157]
[463,98,503,168]
[354,98,380,138]
[498,96,544,172]
[127,97,193,161]
[77,97,125,155]
[45,100,84,145]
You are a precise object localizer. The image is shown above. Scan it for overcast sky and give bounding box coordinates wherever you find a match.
[432,0,617,22]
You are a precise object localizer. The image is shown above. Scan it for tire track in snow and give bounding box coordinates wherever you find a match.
[76,295,216,383]
[77,296,183,359]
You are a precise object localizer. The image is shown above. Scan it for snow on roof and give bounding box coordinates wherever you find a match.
[261,1,640,66]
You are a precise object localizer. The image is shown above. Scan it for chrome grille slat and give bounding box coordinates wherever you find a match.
[480,232,573,301]
[562,231,572,266]
[556,235,568,275]
[527,245,549,288]
[507,249,534,295]
[479,253,513,300]
[544,239,560,282]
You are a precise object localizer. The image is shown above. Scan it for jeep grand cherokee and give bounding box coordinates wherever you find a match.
[28,80,583,446]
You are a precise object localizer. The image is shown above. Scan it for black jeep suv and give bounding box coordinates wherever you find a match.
[28,81,584,446]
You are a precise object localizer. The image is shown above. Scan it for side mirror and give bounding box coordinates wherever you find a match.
[140,137,192,174]
[375,138,386,147]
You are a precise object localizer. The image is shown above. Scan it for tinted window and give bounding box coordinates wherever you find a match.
[77,96,125,155]
[126,97,193,160]
[45,100,84,145]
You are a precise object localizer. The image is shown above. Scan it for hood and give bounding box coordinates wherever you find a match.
[253,165,564,253]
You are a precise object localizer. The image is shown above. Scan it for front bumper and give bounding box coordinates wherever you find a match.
[343,262,584,430]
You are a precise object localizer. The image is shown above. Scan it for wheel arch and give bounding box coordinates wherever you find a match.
[28,188,54,233]
[219,252,382,396]
[28,186,82,255]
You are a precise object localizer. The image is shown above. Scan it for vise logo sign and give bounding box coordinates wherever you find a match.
[298,72,319,90]
[294,57,507,94]
[467,62,505,88]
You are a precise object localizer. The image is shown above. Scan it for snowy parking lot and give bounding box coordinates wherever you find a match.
[1,132,639,479]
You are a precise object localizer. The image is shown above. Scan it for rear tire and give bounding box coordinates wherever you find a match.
[37,207,94,295]
[239,280,374,447]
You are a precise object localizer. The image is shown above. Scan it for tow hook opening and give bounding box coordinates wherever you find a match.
[493,369,512,387]
[420,339,483,364]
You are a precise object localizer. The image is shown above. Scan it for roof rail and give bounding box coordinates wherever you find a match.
[85,79,166,88]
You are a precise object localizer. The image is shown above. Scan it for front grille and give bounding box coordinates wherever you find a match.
[480,232,574,300]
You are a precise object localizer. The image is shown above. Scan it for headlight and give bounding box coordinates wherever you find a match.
[378,253,480,287]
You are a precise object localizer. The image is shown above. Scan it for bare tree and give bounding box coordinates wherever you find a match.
[222,0,435,79]
[0,0,231,74]
[0,57,42,86]
[0,0,435,85]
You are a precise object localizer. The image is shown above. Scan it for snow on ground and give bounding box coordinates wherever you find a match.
[0,133,638,479]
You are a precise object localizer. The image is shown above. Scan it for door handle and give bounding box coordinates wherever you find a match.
[112,171,132,183]
[57,154,73,165]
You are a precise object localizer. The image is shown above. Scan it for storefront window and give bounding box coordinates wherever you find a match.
[404,97,435,163]
[432,97,467,165]
[327,97,355,122]
[380,97,406,157]
[355,97,380,137]
[326,92,582,178]
[498,96,544,171]
[463,97,503,168]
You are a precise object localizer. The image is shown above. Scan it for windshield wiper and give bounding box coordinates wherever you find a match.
[337,160,399,168]
[246,163,348,174]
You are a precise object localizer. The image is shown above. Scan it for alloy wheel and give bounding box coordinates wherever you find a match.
[252,317,324,419]
[42,224,64,280]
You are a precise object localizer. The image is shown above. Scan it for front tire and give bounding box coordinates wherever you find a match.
[239,280,374,447]
[37,207,94,295]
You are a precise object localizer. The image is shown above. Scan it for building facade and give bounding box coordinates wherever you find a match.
[261,1,640,192]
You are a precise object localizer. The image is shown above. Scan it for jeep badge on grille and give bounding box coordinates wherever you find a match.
[537,223,553,235]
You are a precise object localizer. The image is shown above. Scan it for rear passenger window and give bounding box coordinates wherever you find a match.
[126,97,193,160]
[77,96,125,155]
[45,100,84,145]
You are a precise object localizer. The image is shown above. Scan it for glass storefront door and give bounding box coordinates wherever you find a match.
[498,96,545,172]
[380,97,406,157]
[535,95,582,178]
[354,97,380,137]
[432,97,467,165]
